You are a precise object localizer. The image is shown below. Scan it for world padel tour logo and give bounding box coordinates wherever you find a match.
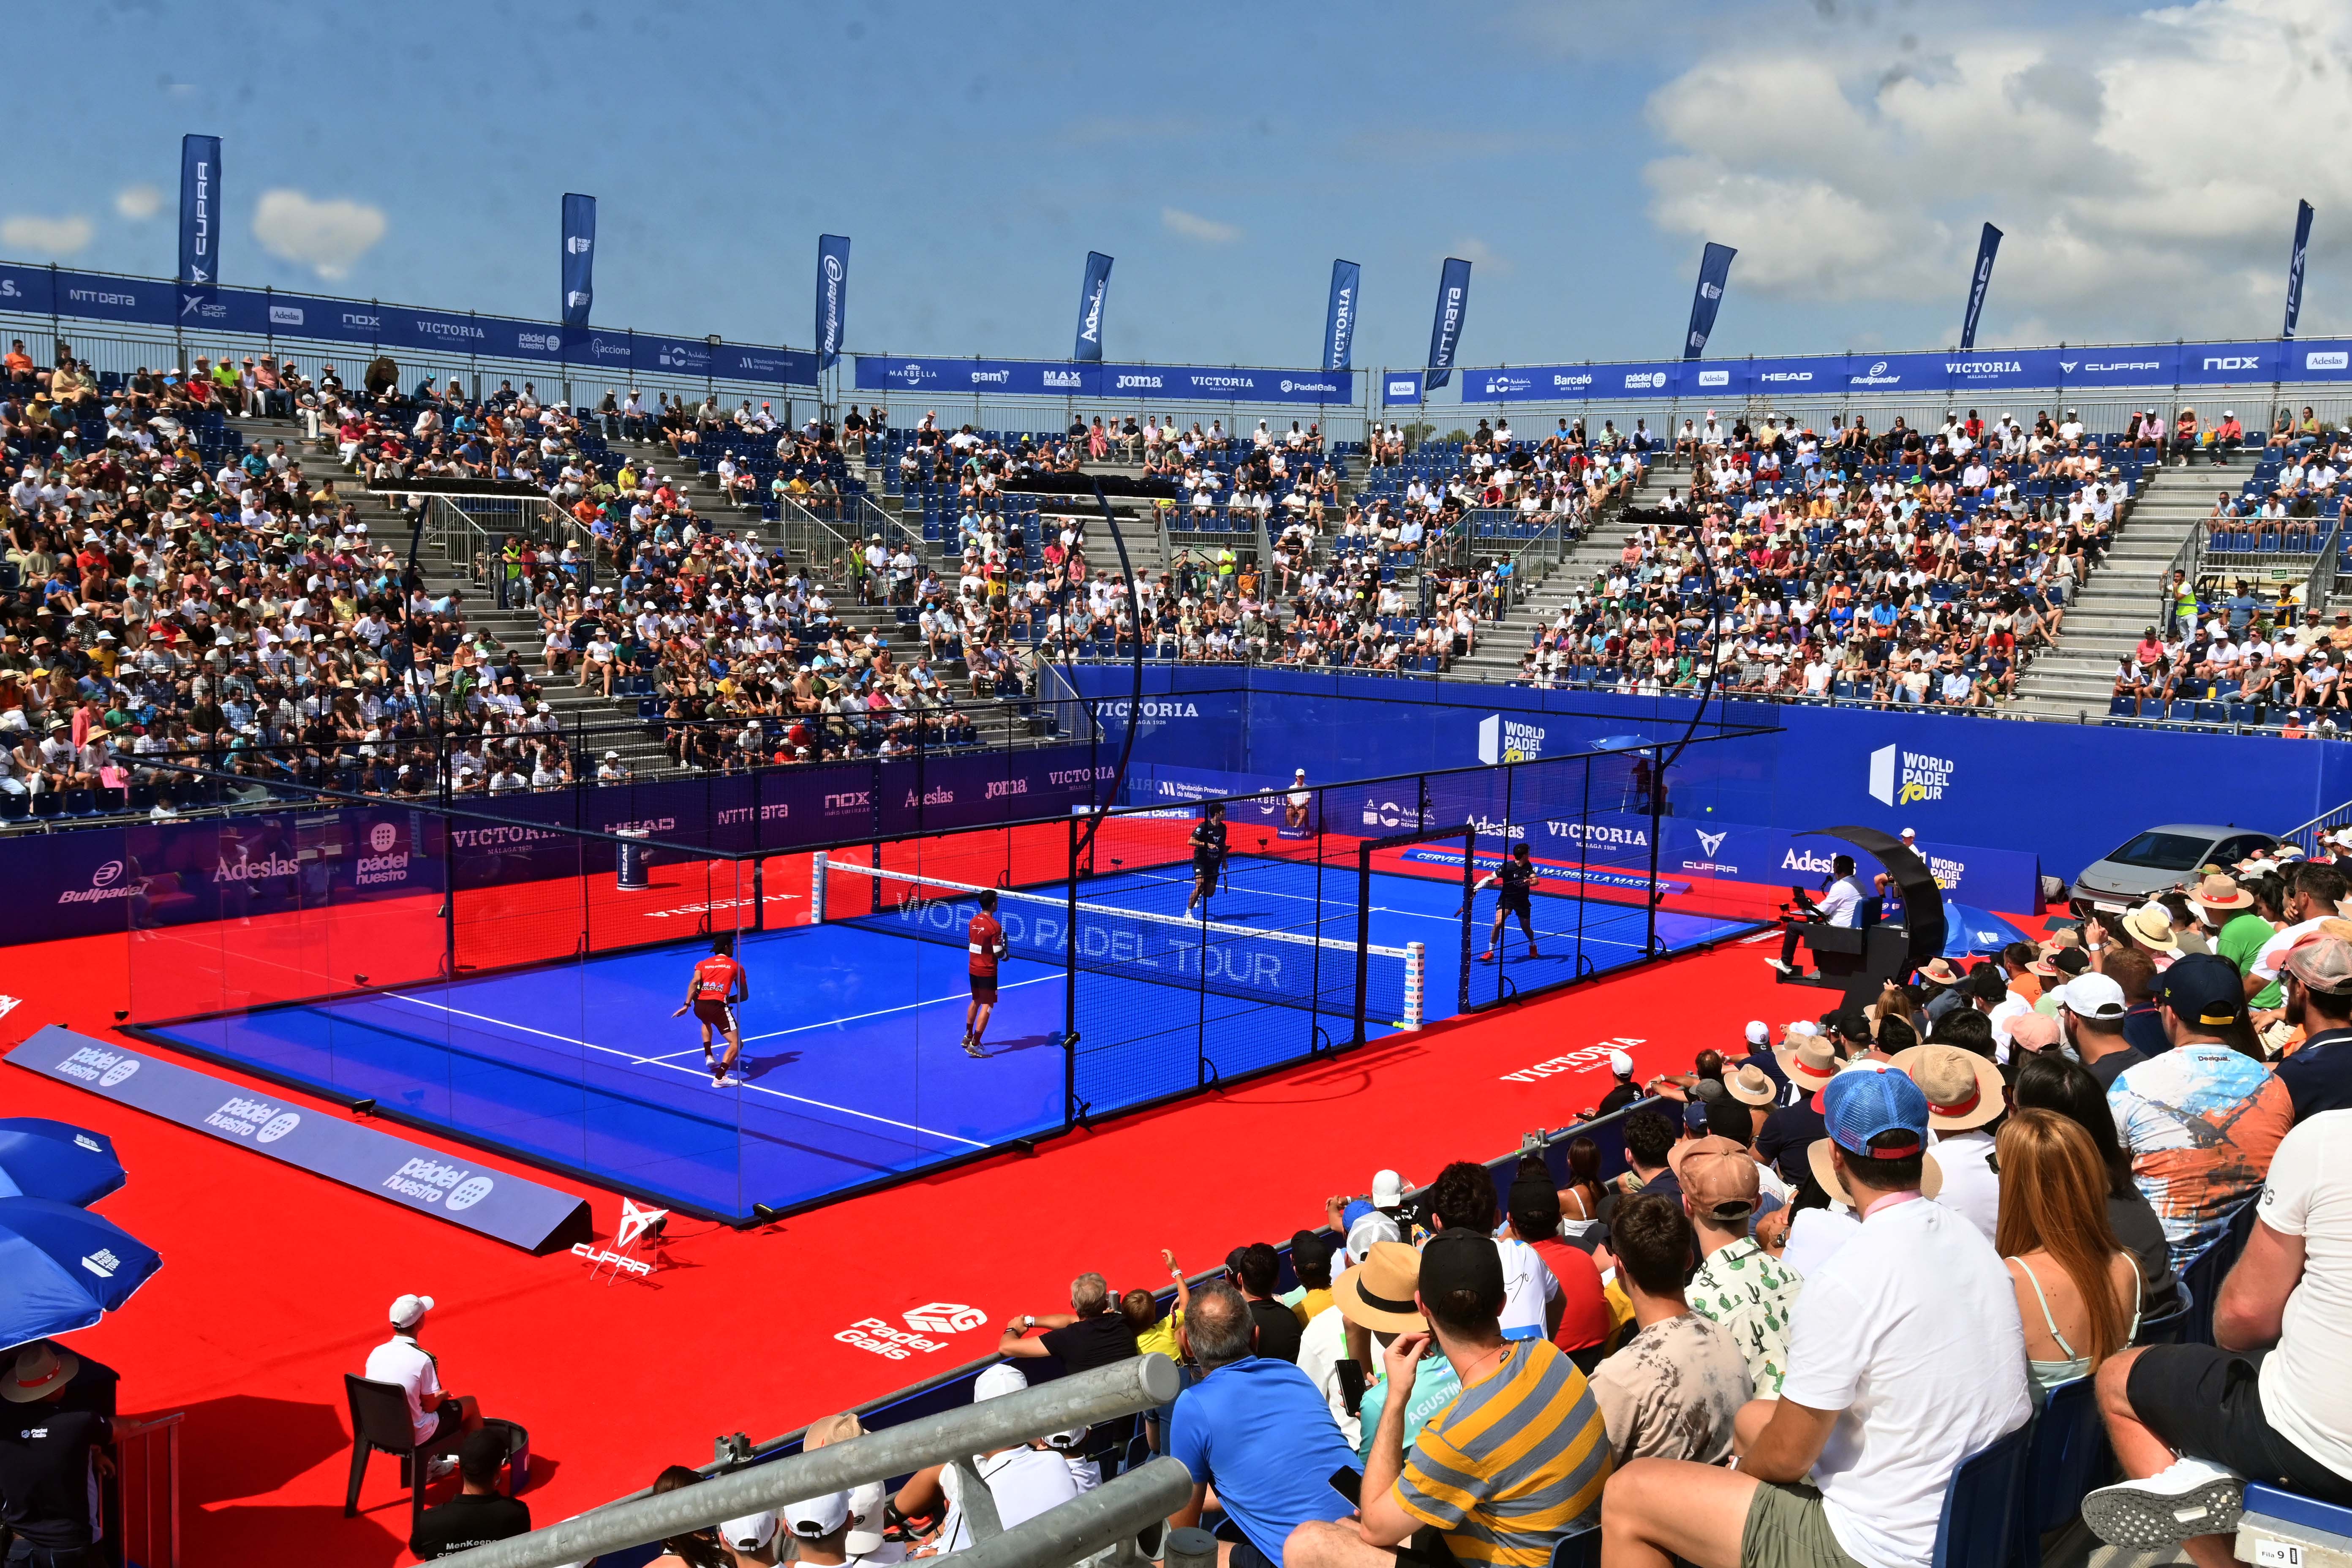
[1476,714,1544,765]
[1867,744,1955,806]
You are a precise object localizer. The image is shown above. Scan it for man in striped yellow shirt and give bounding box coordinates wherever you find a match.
[1287,1231,1610,1568]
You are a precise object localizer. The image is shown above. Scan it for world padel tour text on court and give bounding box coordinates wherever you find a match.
[882,898,1301,989]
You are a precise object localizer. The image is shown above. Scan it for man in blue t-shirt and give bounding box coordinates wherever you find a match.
[1169,1281,1361,1568]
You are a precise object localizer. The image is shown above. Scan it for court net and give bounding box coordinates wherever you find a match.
[811,855,1424,1030]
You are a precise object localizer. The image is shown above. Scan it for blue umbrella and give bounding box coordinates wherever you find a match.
[0,1119,127,1207]
[1591,734,1656,753]
[1943,902,2030,958]
[0,1198,161,1351]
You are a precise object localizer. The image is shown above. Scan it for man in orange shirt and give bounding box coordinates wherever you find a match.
[673,934,750,1084]
[965,889,1006,1059]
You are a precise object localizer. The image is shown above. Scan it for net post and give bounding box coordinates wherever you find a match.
[1353,838,1373,1048]
[1064,812,1081,1126]
[810,853,828,923]
[1402,942,1425,1030]
[1459,824,1475,1015]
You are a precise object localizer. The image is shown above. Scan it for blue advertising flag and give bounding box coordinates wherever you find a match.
[561,193,596,329]
[817,234,850,370]
[1323,259,1361,372]
[1426,256,1471,389]
[1074,251,1113,362]
[1683,242,1736,359]
[2286,199,2316,340]
[1960,223,2002,351]
[177,134,220,318]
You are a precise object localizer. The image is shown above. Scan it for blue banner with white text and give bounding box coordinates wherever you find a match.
[178,134,221,318]
[560,193,595,330]
[851,355,1349,404]
[1426,257,1471,389]
[2286,200,2315,340]
[1075,250,1112,362]
[1960,223,2001,351]
[817,234,850,370]
[1323,259,1360,373]
[1683,242,1735,359]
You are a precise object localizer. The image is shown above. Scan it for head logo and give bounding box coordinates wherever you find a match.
[904,1302,986,1333]
[368,823,399,853]
[81,1248,122,1279]
[446,1175,495,1211]
[93,860,123,889]
[1697,829,1728,856]
[257,1111,300,1143]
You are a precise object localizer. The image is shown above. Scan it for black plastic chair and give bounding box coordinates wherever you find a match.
[343,1374,465,1535]
[2136,1280,2194,1347]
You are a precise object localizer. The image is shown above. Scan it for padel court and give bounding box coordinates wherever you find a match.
[140,849,1749,1219]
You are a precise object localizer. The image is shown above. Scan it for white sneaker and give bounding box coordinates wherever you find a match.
[1765,958,1796,975]
[2081,1457,2245,1548]
[427,1454,460,1480]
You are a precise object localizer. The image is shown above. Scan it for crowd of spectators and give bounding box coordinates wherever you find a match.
[1517,410,2133,704]
[568,833,2352,1568]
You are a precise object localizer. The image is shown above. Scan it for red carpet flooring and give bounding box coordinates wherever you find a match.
[4,919,1812,1564]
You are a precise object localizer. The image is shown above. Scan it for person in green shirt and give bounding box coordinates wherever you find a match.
[1334,1241,1461,1465]
[2190,872,2279,1008]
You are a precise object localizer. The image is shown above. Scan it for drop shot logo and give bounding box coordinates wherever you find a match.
[1867,744,1954,806]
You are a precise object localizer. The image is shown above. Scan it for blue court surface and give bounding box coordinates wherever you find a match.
[145,857,1748,1219]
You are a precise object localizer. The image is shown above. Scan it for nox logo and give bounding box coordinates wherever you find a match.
[904,1302,985,1334]
[2204,355,2260,371]
[825,790,871,810]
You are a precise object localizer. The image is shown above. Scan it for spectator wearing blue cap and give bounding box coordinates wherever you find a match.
[2108,953,2291,1268]
[1601,1066,2030,1568]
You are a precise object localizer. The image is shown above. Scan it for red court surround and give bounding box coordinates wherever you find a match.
[3,916,1832,1564]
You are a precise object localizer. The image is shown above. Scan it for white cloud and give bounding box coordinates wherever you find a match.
[1639,0,2352,340]
[1448,237,1514,278]
[1161,206,1242,244]
[0,214,93,256]
[252,188,387,279]
[115,184,163,221]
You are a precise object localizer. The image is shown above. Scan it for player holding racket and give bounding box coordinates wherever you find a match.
[964,889,1006,1059]
[672,934,750,1084]
[1185,800,1229,914]
[1475,842,1542,964]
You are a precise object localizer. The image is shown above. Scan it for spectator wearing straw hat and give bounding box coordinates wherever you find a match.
[2274,932,2352,1121]
[1677,1138,1804,1398]
[0,1343,135,1565]
[1588,1193,1750,1466]
[1723,1061,1780,1143]
[1893,1044,2005,1246]
[2185,874,2274,1000]
[2109,955,2292,1268]
[1602,1069,2028,1568]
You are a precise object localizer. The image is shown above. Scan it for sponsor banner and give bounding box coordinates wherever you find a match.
[1425,256,1471,389]
[2177,343,2289,385]
[1382,370,1424,405]
[379,304,493,355]
[855,355,1097,396]
[2286,199,2315,340]
[2058,345,2181,387]
[1396,844,1687,898]
[853,356,1349,404]
[1683,241,1737,359]
[8,1026,592,1253]
[1124,765,1294,823]
[817,233,850,370]
[1323,259,1360,373]
[715,342,820,387]
[1601,361,1684,399]
[1074,250,1113,362]
[1959,222,2002,352]
[1663,819,2037,914]
[178,134,220,317]
[633,334,712,376]
[2291,340,2352,381]
[47,269,173,327]
[0,261,56,313]
[560,192,596,329]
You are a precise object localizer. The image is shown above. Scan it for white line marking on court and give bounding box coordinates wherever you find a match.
[727,974,1058,1046]
[378,992,986,1149]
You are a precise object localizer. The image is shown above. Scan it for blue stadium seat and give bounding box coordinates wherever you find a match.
[2020,1377,2111,1553]
[1930,1425,2031,1568]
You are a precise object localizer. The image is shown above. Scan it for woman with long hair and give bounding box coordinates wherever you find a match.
[1558,1136,1606,1228]
[1996,1108,2142,1397]
[2012,1052,2180,1316]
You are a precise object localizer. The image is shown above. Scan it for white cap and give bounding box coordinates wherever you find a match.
[1744,1020,1769,1045]
[1346,1207,1401,1263]
[1607,1048,1635,1077]
[2060,972,2129,1020]
[1370,1169,1405,1207]
[389,1293,434,1328]
[1900,826,1916,840]
[973,1362,1029,1401]
[845,1481,890,1557]
[721,1511,780,1550]
[1786,1020,1821,1039]
[783,1493,850,1539]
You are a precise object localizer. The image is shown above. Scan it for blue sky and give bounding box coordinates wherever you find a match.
[3,0,2344,369]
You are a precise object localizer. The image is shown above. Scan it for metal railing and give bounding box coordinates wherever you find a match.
[2279,796,2352,855]
[116,1411,184,1568]
[431,1356,1181,1568]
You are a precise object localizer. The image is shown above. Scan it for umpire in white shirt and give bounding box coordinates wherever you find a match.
[363,1293,482,1472]
[1772,854,1870,977]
